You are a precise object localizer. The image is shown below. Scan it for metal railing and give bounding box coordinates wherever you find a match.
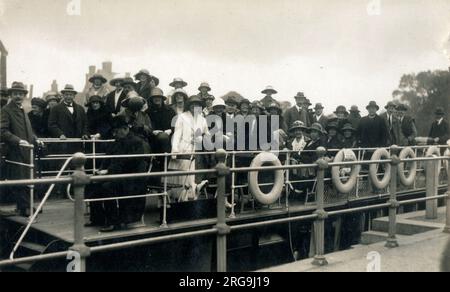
[0,145,449,271]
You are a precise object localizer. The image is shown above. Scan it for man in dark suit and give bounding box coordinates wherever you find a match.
[357,101,388,148]
[283,92,312,129]
[429,107,449,146]
[379,101,397,145]
[394,104,417,146]
[104,77,127,115]
[48,84,89,153]
[312,103,328,127]
[1,82,42,216]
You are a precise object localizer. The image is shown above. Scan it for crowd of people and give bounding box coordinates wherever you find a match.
[1,70,449,231]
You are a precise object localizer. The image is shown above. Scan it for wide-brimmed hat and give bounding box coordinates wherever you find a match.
[87,95,104,106]
[60,84,78,94]
[198,82,211,92]
[341,123,356,132]
[396,104,408,112]
[315,103,324,110]
[89,74,107,84]
[251,101,265,111]
[385,101,396,109]
[121,77,137,88]
[150,87,167,100]
[350,105,360,113]
[122,95,146,112]
[186,95,205,108]
[134,69,159,86]
[31,98,47,109]
[111,115,129,130]
[435,107,445,116]
[169,78,188,88]
[8,82,28,95]
[289,120,308,133]
[171,88,189,104]
[109,77,125,87]
[262,86,278,95]
[225,96,239,106]
[366,101,380,110]
[307,123,327,135]
[212,97,226,109]
[267,102,282,114]
[239,99,251,107]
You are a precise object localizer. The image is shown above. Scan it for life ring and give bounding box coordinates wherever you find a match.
[369,148,391,190]
[248,152,284,205]
[398,147,417,186]
[331,149,361,193]
[426,146,442,174]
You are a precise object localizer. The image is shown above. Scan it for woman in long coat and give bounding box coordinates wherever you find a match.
[169,96,210,201]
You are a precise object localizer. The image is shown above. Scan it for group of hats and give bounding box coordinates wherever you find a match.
[288,121,327,135]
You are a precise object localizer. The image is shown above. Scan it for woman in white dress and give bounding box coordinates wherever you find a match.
[169,96,209,201]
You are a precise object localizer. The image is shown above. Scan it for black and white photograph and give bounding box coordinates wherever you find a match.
[0,0,450,275]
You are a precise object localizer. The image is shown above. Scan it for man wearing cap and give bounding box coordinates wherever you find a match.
[357,101,388,148]
[393,104,417,146]
[380,101,397,145]
[85,74,110,105]
[48,85,90,151]
[429,107,449,146]
[348,105,361,130]
[28,98,48,137]
[105,77,127,115]
[312,103,328,127]
[135,69,159,103]
[284,92,312,130]
[0,82,41,216]
[146,88,176,156]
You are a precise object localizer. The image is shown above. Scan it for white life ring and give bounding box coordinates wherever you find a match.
[398,147,417,186]
[369,148,391,190]
[426,146,442,174]
[248,152,284,205]
[331,149,361,194]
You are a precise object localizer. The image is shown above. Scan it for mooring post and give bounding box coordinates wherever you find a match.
[426,154,439,219]
[312,147,328,266]
[444,151,450,234]
[215,149,231,272]
[69,153,91,272]
[386,146,400,248]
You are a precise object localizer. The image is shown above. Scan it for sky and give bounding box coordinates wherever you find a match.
[0,0,449,112]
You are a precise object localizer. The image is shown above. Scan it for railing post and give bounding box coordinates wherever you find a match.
[215,149,231,272]
[426,154,439,219]
[312,147,328,266]
[229,152,236,219]
[444,151,450,234]
[28,146,35,221]
[69,153,91,272]
[386,146,400,248]
[161,154,168,228]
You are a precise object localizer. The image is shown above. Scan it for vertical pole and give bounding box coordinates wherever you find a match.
[161,155,168,228]
[230,153,236,219]
[386,146,400,248]
[312,147,328,266]
[444,151,450,233]
[70,153,90,272]
[215,150,230,272]
[426,155,438,219]
[28,146,35,221]
[285,152,290,208]
[92,138,96,173]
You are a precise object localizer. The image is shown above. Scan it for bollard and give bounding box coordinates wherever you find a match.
[215,149,231,272]
[426,155,439,219]
[386,146,400,248]
[69,153,91,272]
[445,151,450,234]
[312,147,328,266]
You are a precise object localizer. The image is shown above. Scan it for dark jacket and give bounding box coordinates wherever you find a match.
[105,89,127,115]
[348,113,361,130]
[136,81,152,103]
[326,135,343,150]
[284,106,312,129]
[313,114,329,128]
[394,116,417,146]
[380,112,395,145]
[300,138,325,165]
[357,115,388,148]
[429,119,449,145]
[48,102,89,138]
[342,137,358,149]
[87,106,113,139]
[146,104,176,132]
[28,111,48,138]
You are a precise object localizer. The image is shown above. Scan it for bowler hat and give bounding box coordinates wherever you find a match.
[198,82,211,92]
[385,101,396,109]
[435,107,445,116]
[334,105,348,114]
[60,84,78,94]
[350,105,360,113]
[150,87,167,100]
[31,98,47,109]
[109,77,125,87]
[294,92,307,101]
[169,78,188,88]
[262,86,278,95]
[289,120,308,133]
[315,103,324,110]
[8,82,28,95]
[366,101,380,111]
[89,74,107,84]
